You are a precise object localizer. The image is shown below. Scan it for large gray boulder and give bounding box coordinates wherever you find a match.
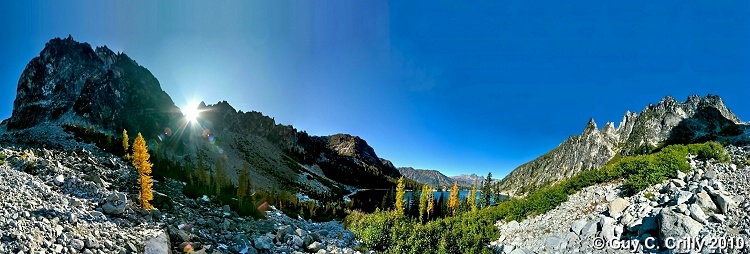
[599,216,617,241]
[254,235,273,251]
[144,231,171,254]
[695,192,719,214]
[581,221,598,236]
[102,192,127,215]
[308,241,325,252]
[608,198,630,218]
[675,191,693,205]
[544,235,566,250]
[688,204,708,224]
[571,219,587,235]
[658,209,703,244]
[713,193,735,214]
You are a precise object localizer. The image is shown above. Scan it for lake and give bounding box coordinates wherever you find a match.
[404,190,509,205]
[349,189,508,213]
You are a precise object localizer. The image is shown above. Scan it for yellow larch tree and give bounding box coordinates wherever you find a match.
[395,176,406,216]
[448,181,460,216]
[122,129,129,152]
[468,179,478,212]
[132,132,153,210]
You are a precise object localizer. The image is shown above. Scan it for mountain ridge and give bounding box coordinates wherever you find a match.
[498,94,749,195]
[397,167,457,188]
[3,36,402,197]
[450,173,486,188]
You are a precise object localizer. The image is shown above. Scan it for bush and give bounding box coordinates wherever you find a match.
[687,141,730,163]
[345,210,398,251]
[346,208,498,254]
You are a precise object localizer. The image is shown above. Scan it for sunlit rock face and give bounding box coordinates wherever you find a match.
[7,35,181,138]
[499,95,744,196]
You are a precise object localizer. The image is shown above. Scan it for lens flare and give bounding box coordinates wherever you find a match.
[182,101,200,122]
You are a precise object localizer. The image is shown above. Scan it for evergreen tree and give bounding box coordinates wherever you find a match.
[196,158,210,187]
[380,190,388,210]
[237,163,250,207]
[448,181,460,216]
[133,133,153,210]
[436,192,445,217]
[480,172,493,208]
[418,184,429,223]
[185,159,194,185]
[214,158,227,196]
[468,179,477,212]
[395,176,406,216]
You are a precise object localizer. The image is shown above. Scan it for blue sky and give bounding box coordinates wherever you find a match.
[1,1,748,179]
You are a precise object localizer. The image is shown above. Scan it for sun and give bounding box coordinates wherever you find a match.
[182,101,200,123]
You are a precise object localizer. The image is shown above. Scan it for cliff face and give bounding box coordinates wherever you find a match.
[7,36,181,138]
[4,37,402,195]
[499,95,746,195]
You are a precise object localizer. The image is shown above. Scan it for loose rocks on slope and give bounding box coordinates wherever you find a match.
[0,144,365,254]
[492,145,750,254]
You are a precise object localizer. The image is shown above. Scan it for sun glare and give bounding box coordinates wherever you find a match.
[183,102,200,123]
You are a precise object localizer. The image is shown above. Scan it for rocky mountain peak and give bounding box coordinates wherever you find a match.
[94,45,117,68]
[602,122,616,136]
[582,118,598,135]
[500,94,747,195]
[6,37,180,138]
[699,94,740,123]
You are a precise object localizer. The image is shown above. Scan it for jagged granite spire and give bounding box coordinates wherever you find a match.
[499,94,746,196]
[583,118,597,133]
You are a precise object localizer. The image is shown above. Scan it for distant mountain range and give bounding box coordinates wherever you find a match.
[396,167,492,189]
[397,167,456,188]
[449,173,486,188]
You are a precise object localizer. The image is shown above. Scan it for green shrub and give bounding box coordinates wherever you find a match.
[345,209,398,251]
[346,208,499,254]
[687,141,730,163]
